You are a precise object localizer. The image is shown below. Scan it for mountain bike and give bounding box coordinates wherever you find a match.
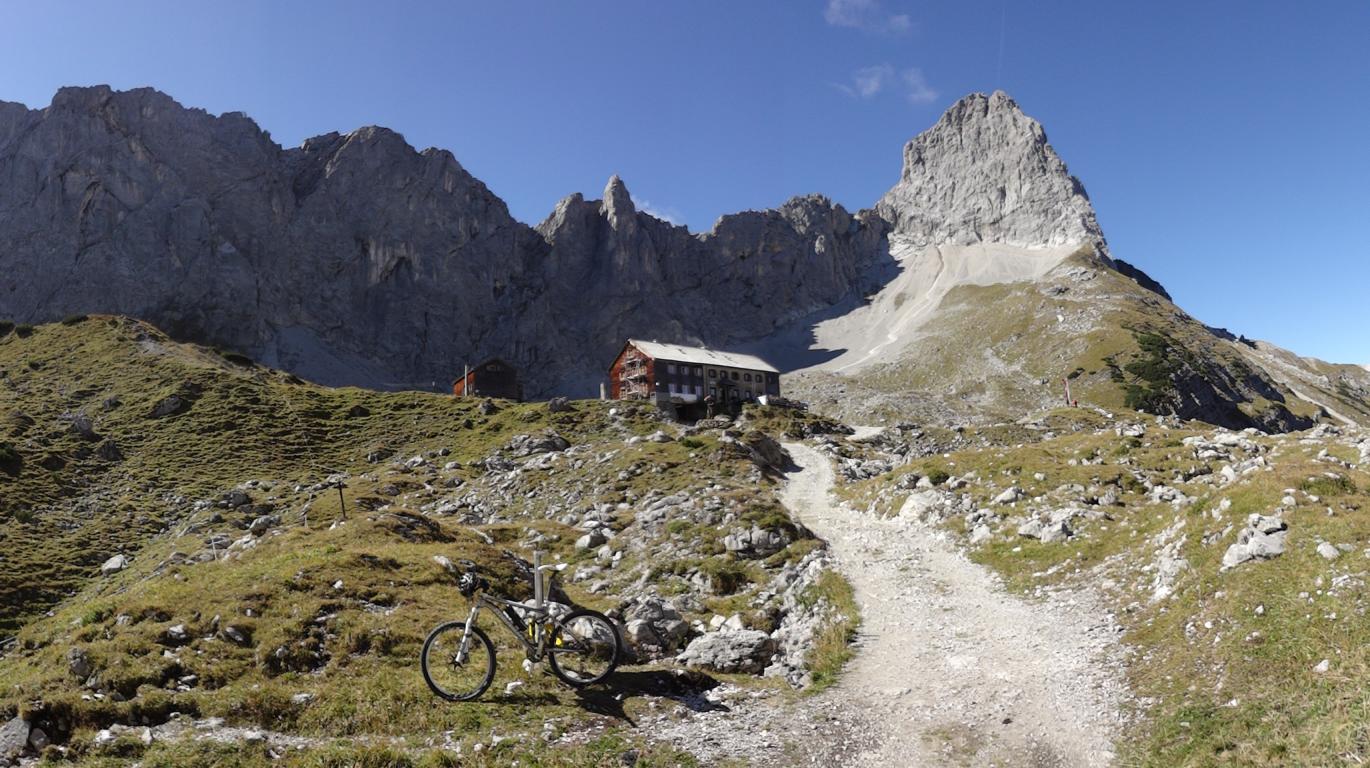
[421,551,622,701]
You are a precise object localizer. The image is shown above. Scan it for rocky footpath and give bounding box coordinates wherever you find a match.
[656,437,1128,767]
[820,414,1370,763]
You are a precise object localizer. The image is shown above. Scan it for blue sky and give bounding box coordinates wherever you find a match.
[2,1,1367,364]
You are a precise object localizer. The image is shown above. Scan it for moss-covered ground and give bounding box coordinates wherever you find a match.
[0,317,829,765]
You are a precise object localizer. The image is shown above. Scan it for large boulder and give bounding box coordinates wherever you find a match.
[505,432,571,457]
[622,596,689,655]
[678,629,777,674]
[99,554,129,576]
[1221,514,1289,570]
[0,716,29,762]
[722,526,788,557]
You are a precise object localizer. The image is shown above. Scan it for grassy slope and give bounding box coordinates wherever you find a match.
[791,253,1347,431]
[0,317,831,765]
[846,411,1370,766]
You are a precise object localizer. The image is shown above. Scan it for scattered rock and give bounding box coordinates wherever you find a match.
[26,726,49,752]
[149,394,190,418]
[722,526,787,557]
[100,554,129,576]
[506,432,571,457]
[968,524,993,546]
[95,439,124,462]
[162,624,190,645]
[0,716,29,762]
[678,629,776,674]
[220,625,252,646]
[575,530,608,550]
[67,647,93,679]
[248,514,280,535]
[69,414,100,441]
[1316,542,1341,561]
[992,487,1025,505]
[1221,515,1288,570]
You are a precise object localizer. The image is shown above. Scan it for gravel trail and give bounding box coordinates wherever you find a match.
[657,438,1127,766]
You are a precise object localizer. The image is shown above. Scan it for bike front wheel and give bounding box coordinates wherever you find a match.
[421,621,496,701]
[548,609,621,687]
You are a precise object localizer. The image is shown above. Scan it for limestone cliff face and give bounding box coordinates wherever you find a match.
[0,85,1353,428]
[0,86,547,388]
[0,86,889,394]
[876,91,1104,251]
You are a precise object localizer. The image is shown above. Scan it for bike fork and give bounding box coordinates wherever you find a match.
[458,604,479,663]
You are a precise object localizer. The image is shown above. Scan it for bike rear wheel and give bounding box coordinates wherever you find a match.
[548,609,621,686]
[421,621,496,701]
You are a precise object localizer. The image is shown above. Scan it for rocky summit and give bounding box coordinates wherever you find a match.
[875,90,1103,251]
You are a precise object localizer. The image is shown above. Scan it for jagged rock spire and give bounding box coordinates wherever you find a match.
[602,174,636,229]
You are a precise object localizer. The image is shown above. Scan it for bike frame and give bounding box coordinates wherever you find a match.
[463,593,555,660]
[456,551,564,663]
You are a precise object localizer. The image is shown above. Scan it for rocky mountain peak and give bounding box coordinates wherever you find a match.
[876,90,1105,251]
[601,174,636,228]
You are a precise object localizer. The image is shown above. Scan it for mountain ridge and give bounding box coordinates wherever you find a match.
[2,84,1366,429]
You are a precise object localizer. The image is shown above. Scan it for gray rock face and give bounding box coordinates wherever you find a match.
[0,86,891,396]
[876,90,1104,251]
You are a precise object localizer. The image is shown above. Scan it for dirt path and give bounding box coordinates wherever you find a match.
[657,438,1128,766]
[783,439,1126,766]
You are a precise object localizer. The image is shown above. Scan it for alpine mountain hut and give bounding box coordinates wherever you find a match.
[608,339,779,419]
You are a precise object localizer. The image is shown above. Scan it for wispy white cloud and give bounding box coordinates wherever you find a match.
[837,64,938,105]
[837,64,894,99]
[824,0,911,35]
[633,195,684,226]
[902,68,938,104]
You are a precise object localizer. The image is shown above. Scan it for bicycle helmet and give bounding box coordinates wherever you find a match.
[458,571,485,597]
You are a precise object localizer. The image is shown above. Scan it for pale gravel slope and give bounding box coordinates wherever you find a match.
[801,236,1076,374]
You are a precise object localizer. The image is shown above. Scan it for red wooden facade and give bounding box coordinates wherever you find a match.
[453,358,523,401]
